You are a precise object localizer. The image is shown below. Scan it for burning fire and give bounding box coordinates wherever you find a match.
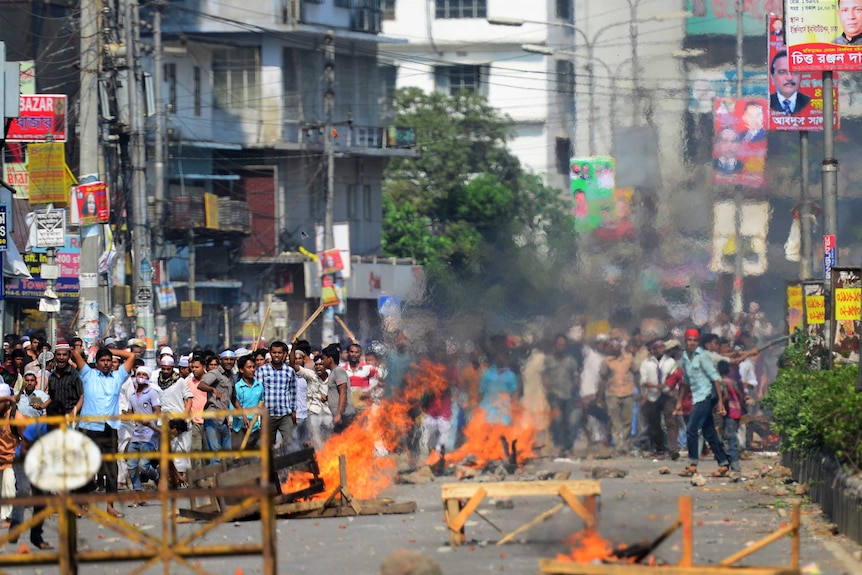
[446,401,538,468]
[556,530,614,563]
[281,359,544,499]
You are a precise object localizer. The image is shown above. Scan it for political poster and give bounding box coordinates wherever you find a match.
[27,142,68,205]
[686,0,783,36]
[786,0,862,72]
[830,267,860,362]
[570,156,616,234]
[4,95,67,142]
[786,283,804,334]
[74,181,109,226]
[768,12,840,131]
[709,201,771,277]
[712,97,768,188]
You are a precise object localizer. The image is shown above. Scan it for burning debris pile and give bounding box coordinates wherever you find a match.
[284,358,547,497]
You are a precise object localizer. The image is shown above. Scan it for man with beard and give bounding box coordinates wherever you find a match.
[45,342,83,421]
[157,355,180,390]
[72,346,137,517]
[598,338,636,456]
[197,350,238,464]
[341,343,380,412]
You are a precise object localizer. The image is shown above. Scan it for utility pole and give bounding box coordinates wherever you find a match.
[321,30,335,346]
[821,71,838,265]
[799,131,811,279]
[188,228,197,347]
[731,0,744,318]
[78,0,102,350]
[153,0,167,338]
[126,0,155,365]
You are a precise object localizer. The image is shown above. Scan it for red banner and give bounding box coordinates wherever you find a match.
[5,95,67,142]
[712,97,769,189]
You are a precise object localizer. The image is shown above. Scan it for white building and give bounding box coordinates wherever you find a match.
[381,0,578,191]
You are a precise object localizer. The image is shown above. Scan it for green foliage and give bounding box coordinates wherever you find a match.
[382,88,578,316]
[763,339,862,471]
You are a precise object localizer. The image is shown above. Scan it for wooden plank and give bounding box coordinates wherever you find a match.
[448,487,487,533]
[274,500,327,515]
[539,560,799,575]
[719,524,795,566]
[679,496,693,567]
[441,480,600,500]
[178,508,220,521]
[275,499,416,518]
[300,501,416,518]
[497,502,564,546]
[446,498,463,547]
[558,486,594,529]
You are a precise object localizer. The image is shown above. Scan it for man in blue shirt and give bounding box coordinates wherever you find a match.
[232,355,264,450]
[72,346,137,518]
[479,343,519,425]
[675,329,730,478]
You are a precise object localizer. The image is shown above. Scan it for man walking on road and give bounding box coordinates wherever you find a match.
[256,341,297,451]
[676,329,731,478]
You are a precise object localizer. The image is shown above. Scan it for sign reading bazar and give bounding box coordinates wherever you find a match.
[786,0,862,72]
[767,13,839,131]
[4,95,67,142]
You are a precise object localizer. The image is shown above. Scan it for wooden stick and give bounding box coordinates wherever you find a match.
[448,487,487,532]
[252,307,272,352]
[497,502,564,546]
[679,495,693,567]
[791,503,800,568]
[334,315,358,343]
[292,305,325,342]
[718,523,796,566]
[239,403,263,450]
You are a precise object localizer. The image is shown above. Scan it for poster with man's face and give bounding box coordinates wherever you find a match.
[786,0,862,72]
[712,97,768,188]
[75,181,109,226]
[767,13,839,131]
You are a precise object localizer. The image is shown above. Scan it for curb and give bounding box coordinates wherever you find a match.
[784,450,862,546]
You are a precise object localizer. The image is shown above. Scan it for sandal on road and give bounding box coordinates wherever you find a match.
[710,465,731,477]
[678,465,698,477]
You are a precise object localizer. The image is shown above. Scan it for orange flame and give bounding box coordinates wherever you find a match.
[556,530,614,563]
[446,401,538,468]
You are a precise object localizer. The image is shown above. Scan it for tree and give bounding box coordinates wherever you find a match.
[382,87,578,317]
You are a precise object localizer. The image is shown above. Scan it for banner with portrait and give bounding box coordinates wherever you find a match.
[831,267,860,363]
[768,12,840,130]
[570,157,617,235]
[74,181,109,226]
[712,98,768,188]
[786,0,862,72]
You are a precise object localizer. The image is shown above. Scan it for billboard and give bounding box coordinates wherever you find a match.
[786,0,862,72]
[768,13,839,131]
[712,98,769,188]
[687,0,783,36]
[570,156,616,234]
[74,181,110,226]
[27,142,69,205]
[831,267,860,362]
[689,69,769,115]
[4,95,67,142]
[5,235,80,300]
[709,201,770,277]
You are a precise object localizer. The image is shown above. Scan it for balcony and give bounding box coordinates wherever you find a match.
[282,123,416,151]
[165,187,252,236]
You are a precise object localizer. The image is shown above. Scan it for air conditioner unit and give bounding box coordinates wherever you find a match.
[283,0,301,24]
[353,8,382,33]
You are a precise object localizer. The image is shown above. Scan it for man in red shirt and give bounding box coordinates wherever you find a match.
[340,343,381,412]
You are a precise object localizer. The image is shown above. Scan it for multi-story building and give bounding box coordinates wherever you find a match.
[380,0,577,192]
[148,0,421,346]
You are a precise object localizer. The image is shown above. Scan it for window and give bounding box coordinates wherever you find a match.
[555,138,571,175]
[347,184,358,219]
[435,0,486,19]
[555,59,574,96]
[334,0,351,7]
[283,48,302,120]
[212,47,260,110]
[555,0,571,20]
[382,0,395,19]
[193,66,201,116]
[164,63,177,112]
[435,65,485,96]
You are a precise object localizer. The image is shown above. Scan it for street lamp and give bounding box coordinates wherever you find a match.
[490,11,691,156]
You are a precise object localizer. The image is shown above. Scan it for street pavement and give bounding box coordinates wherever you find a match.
[3,452,862,574]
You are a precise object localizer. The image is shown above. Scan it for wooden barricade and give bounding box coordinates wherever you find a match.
[441,480,601,547]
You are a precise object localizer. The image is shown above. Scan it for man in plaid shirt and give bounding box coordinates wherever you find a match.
[256,341,297,451]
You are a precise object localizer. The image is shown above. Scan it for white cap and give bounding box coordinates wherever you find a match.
[160,346,174,357]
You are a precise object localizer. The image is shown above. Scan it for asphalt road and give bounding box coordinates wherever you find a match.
[3,453,861,574]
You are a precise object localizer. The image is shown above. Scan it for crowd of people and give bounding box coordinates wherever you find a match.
[0,304,781,549]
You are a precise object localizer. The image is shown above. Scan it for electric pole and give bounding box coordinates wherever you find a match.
[126,0,155,365]
[321,30,335,346]
[731,0,744,318]
[78,0,102,350]
[153,0,167,345]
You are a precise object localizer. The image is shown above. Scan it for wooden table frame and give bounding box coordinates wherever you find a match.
[441,480,601,547]
[539,495,801,575]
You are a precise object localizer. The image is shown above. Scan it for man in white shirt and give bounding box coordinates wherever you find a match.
[638,340,681,460]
